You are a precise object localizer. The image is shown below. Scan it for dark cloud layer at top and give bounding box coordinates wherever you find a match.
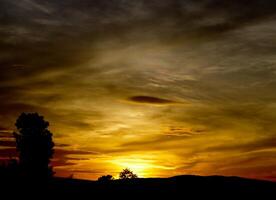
[2,0,276,70]
[1,0,276,94]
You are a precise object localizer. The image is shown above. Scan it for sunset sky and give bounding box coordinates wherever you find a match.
[1,0,276,181]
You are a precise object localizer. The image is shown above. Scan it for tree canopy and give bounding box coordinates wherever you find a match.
[13,112,54,178]
[119,168,138,180]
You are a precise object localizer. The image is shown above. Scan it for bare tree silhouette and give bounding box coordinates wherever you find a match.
[13,113,54,178]
[119,168,138,179]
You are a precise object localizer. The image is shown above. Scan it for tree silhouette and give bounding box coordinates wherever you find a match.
[13,113,54,178]
[119,168,138,179]
[98,175,114,182]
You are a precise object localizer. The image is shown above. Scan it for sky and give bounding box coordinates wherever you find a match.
[1,0,276,181]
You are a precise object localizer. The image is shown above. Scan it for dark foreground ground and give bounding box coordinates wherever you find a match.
[1,175,275,198]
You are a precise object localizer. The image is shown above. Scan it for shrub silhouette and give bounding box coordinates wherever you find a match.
[119,168,138,179]
[98,175,114,182]
[13,112,54,178]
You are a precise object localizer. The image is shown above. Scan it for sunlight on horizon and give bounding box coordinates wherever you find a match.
[110,155,176,178]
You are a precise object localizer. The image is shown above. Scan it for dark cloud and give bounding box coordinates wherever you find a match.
[0,148,17,158]
[127,96,178,105]
[0,126,13,138]
[54,148,98,158]
[0,145,96,168]
[51,160,76,167]
[68,169,102,174]
[55,143,71,148]
[207,136,276,153]
[164,126,206,137]
[52,148,99,168]
[0,134,13,139]
[0,140,15,147]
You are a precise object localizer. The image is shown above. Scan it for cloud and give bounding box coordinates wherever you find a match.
[67,169,102,174]
[0,126,13,138]
[206,136,276,153]
[0,141,97,168]
[164,126,206,137]
[52,148,93,168]
[0,140,15,147]
[54,149,98,158]
[55,143,71,148]
[127,95,179,105]
[0,148,17,158]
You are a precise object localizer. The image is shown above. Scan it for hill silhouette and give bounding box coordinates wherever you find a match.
[0,174,275,198]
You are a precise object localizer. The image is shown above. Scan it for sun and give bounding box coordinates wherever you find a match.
[110,154,176,178]
[111,157,158,178]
